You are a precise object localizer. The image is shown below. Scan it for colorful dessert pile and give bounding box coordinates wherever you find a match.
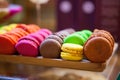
[15,29,52,57]
[0,24,40,55]
[60,30,92,61]
[40,28,75,58]
[0,24,115,63]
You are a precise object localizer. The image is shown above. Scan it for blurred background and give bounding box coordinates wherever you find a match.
[0,0,120,80]
[1,0,120,43]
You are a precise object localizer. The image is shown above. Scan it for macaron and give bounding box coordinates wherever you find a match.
[46,34,63,44]
[0,35,16,55]
[84,37,112,62]
[0,24,17,34]
[39,34,63,58]
[64,33,86,45]
[54,28,76,40]
[16,24,40,33]
[81,30,92,37]
[29,33,44,44]
[75,31,88,40]
[28,24,40,31]
[8,23,17,29]
[40,29,52,35]
[83,29,114,63]
[11,28,29,36]
[18,36,40,46]
[37,30,49,39]
[40,39,61,58]
[39,35,62,58]
[15,40,38,57]
[61,43,83,61]
[16,35,41,57]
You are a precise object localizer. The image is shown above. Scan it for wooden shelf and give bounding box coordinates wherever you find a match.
[0,43,118,72]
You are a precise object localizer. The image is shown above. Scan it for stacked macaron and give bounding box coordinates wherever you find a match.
[0,23,17,34]
[39,28,75,58]
[61,43,83,61]
[60,30,92,61]
[83,29,114,63]
[0,24,40,55]
[15,29,52,57]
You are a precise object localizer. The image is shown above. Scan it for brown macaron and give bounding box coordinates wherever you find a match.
[83,29,114,63]
[40,39,61,58]
[84,37,113,63]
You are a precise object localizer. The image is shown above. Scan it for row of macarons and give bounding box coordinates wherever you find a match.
[0,24,114,63]
[15,28,115,63]
[0,25,92,58]
[0,23,41,54]
[16,28,92,58]
[40,29,92,60]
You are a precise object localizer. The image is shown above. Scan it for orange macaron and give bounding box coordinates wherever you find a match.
[0,34,16,55]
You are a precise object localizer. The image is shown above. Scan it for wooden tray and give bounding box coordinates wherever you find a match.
[0,43,118,72]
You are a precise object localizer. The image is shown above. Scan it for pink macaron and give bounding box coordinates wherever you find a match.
[15,28,52,57]
[16,40,38,57]
[29,33,44,45]
[40,29,52,35]
[37,31,49,39]
[18,36,40,46]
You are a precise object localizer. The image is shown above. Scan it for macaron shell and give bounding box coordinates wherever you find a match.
[8,23,17,29]
[81,30,92,37]
[64,34,85,45]
[28,24,40,31]
[0,30,7,34]
[75,31,88,40]
[100,30,114,44]
[93,31,114,47]
[40,29,52,35]
[16,40,38,57]
[2,34,17,44]
[37,31,49,39]
[83,37,112,63]
[61,52,83,61]
[18,36,39,46]
[58,28,75,34]
[61,43,83,54]
[6,32,22,39]
[29,33,44,44]
[55,31,70,40]
[11,28,29,36]
[16,24,37,33]
[46,34,63,45]
[40,39,61,58]
[0,35,15,54]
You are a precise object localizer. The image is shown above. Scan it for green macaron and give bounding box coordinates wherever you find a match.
[75,31,88,40]
[81,30,92,37]
[63,33,86,45]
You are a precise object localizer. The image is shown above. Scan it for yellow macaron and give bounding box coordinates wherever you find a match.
[61,43,83,61]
